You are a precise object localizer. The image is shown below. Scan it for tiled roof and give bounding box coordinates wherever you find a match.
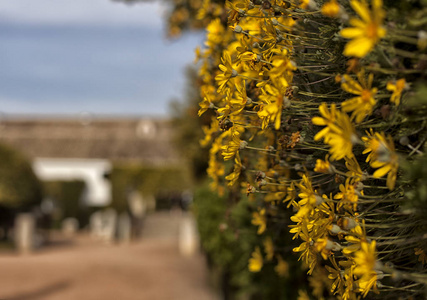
[0,117,181,165]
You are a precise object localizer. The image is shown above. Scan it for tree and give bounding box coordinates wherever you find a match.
[0,143,42,209]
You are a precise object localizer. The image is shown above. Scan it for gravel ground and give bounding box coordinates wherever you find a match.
[0,212,218,300]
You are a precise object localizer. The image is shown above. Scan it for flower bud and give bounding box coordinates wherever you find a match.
[315,195,323,206]
[283,96,291,108]
[240,140,248,149]
[342,217,357,230]
[418,30,427,50]
[234,25,243,33]
[399,136,409,146]
[329,224,341,234]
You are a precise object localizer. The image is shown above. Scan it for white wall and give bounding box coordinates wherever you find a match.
[32,158,112,206]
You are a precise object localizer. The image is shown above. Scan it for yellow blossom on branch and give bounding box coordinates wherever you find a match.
[414,248,427,265]
[325,256,346,296]
[334,178,362,212]
[345,156,365,182]
[386,78,406,106]
[221,125,246,160]
[225,153,242,186]
[248,246,263,272]
[293,222,317,274]
[252,208,266,234]
[341,70,378,123]
[198,95,214,116]
[215,50,238,93]
[340,0,386,58]
[321,0,341,18]
[257,81,290,130]
[229,80,249,115]
[297,174,322,207]
[268,48,296,89]
[312,103,340,141]
[362,130,398,189]
[263,236,274,261]
[205,18,226,50]
[275,255,289,277]
[314,106,357,161]
[354,240,379,297]
[314,155,334,173]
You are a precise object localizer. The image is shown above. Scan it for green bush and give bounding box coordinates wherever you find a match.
[42,180,90,228]
[0,143,42,209]
[110,164,193,212]
[193,182,304,300]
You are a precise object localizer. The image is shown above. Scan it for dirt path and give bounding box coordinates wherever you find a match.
[0,212,218,300]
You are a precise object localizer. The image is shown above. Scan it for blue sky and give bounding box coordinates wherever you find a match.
[0,0,204,117]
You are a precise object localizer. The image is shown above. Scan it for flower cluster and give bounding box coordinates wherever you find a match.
[193,0,427,298]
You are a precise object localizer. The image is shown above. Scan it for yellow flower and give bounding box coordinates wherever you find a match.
[268,48,296,89]
[297,290,310,300]
[314,155,334,173]
[386,78,406,106]
[198,94,214,116]
[325,256,345,295]
[207,132,228,192]
[248,246,263,272]
[229,80,249,115]
[345,156,365,181]
[239,51,258,63]
[414,248,427,265]
[343,224,366,255]
[275,255,289,277]
[297,174,322,207]
[205,18,225,49]
[293,221,317,274]
[355,241,376,274]
[323,110,357,161]
[263,236,274,261]
[257,83,289,130]
[252,208,266,234]
[334,179,361,212]
[200,118,219,147]
[221,126,246,160]
[196,0,210,20]
[340,0,386,58]
[283,181,297,208]
[225,0,251,25]
[321,0,341,18]
[314,237,340,260]
[215,50,238,93]
[312,103,340,141]
[354,240,379,297]
[207,156,224,193]
[362,130,398,189]
[298,0,315,10]
[341,70,378,123]
[225,153,242,186]
[194,46,202,64]
[357,276,379,298]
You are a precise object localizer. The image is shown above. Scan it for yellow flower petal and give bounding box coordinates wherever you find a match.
[343,36,374,58]
[340,27,365,39]
[350,0,371,23]
[373,164,392,178]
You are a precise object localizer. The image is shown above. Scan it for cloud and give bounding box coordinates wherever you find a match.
[0,0,166,28]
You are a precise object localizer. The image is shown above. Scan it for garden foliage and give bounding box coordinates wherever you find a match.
[0,143,42,209]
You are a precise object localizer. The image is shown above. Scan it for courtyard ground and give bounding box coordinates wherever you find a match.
[0,212,218,300]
